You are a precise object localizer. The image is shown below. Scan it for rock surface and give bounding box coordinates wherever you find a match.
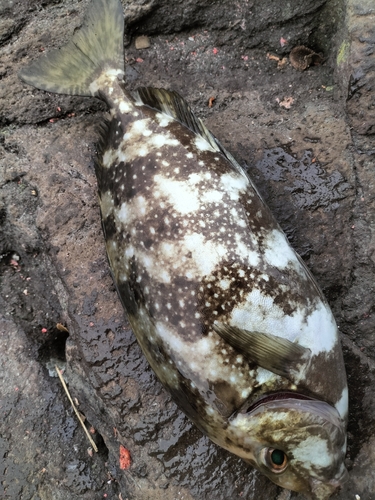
[1,0,375,499]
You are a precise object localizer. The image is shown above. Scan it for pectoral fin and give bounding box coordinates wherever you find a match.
[212,322,311,380]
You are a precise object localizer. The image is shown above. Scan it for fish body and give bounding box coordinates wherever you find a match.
[19,0,348,498]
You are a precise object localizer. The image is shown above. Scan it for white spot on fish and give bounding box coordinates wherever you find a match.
[139,147,147,156]
[119,100,132,113]
[255,367,275,385]
[182,232,227,275]
[220,172,248,200]
[201,189,223,204]
[115,196,148,229]
[335,386,348,420]
[159,269,171,283]
[194,136,217,152]
[102,148,117,168]
[241,389,250,398]
[219,279,230,290]
[292,434,332,469]
[155,112,173,127]
[117,202,131,223]
[125,246,134,258]
[100,191,115,218]
[234,234,259,266]
[89,68,124,94]
[263,229,302,271]
[154,175,200,214]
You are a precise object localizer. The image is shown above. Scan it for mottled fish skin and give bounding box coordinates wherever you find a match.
[95,80,348,493]
[18,0,348,498]
[97,82,348,422]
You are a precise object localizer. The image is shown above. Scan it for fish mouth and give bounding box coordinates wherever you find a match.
[309,467,349,500]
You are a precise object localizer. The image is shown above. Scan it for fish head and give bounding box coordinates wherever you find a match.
[232,394,348,499]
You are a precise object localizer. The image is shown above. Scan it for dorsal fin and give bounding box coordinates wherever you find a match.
[133,86,246,175]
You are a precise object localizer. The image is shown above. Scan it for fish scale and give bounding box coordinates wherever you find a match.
[18,0,348,498]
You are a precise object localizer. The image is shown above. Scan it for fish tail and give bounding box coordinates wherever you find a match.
[19,0,124,96]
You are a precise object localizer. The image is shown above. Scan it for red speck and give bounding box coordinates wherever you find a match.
[89,322,95,327]
[208,96,216,108]
[15,387,19,391]
[119,445,131,470]
[41,328,47,333]
[49,118,56,123]
[39,47,45,52]
[280,37,287,47]
[89,426,96,434]
[57,107,61,112]
[135,57,144,63]
[241,55,248,61]
[103,495,107,498]
[212,47,218,55]
[10,259,19,268]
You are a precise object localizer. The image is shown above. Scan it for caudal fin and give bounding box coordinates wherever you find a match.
[19,0,124,96]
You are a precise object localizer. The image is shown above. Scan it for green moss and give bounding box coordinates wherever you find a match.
[337,41,350,65]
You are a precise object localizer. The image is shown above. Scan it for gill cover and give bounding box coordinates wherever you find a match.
[230,396,347,499]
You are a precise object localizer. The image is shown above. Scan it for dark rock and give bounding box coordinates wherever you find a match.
[1,0,375,499]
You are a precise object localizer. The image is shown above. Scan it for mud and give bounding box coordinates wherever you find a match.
[0,0,375,499]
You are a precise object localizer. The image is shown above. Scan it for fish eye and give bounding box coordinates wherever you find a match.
[261,448,288,473]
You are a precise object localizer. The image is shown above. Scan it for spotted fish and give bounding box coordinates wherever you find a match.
[19,0,348,497]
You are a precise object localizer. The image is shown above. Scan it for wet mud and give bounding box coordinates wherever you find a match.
[1,0,375,499]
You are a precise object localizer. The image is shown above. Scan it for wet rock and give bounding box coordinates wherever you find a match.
[1,0,375,499]
[335,0,375,134]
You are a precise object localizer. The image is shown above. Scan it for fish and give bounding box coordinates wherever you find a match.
[19,0,349,497]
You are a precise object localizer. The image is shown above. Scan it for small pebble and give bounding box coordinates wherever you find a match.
[135,35,150,49]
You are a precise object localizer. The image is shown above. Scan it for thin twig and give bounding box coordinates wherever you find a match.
[55,365,98,453]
